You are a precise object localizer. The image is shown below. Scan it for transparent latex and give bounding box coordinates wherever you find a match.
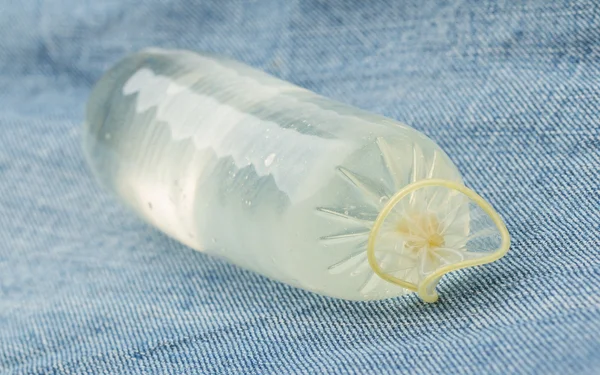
[83,48,510,301]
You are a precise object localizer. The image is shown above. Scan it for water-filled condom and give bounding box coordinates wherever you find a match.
[83,48,510,302]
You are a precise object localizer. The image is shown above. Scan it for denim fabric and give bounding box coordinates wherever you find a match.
[1,1,599,374]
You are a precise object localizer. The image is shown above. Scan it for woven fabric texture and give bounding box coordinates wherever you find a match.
[0,1,599,374]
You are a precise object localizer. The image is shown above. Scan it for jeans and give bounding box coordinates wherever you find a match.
[0,0,598,374]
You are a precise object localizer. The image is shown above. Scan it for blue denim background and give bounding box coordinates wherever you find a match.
[1,0,599,374]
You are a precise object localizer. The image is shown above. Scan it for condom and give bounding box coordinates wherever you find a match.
[83,48,510,302]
